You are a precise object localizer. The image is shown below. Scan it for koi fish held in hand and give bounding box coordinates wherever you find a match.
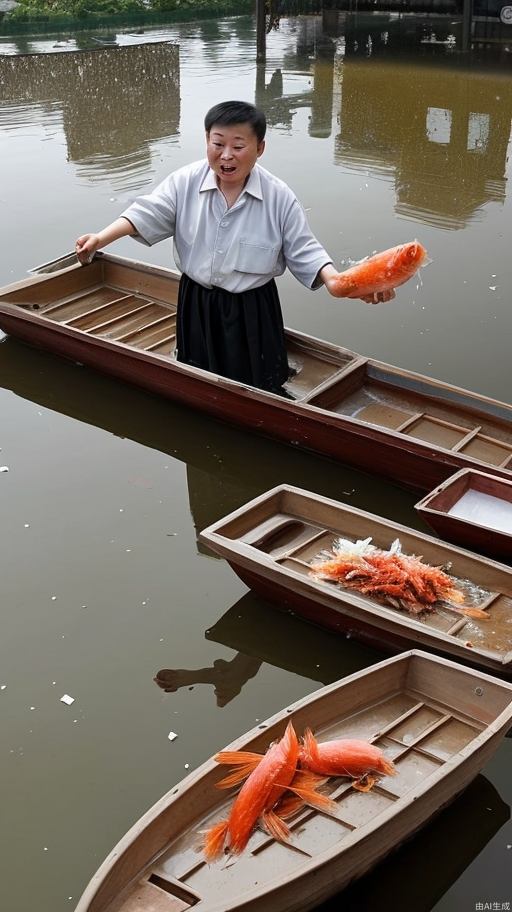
[329,240,429,300]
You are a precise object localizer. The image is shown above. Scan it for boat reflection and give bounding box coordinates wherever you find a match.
[317,773,509,911]
[154,589,383,707]
[206,590,383,684]
[0,337,422,545]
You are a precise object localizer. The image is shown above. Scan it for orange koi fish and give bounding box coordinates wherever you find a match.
[300,728,396,792]
[203,722,333,861]
[331,240,429,298]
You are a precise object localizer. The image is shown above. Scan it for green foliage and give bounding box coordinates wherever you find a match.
[3,0,253,31]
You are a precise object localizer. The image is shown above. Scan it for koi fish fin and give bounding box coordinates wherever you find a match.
[287,784,338,814]
[215,762,260,790]
[261,809,291,844]
[300,727,320,765]
[352,774,378,793]
[214,750,263,766]
[203,819,228,862]
[274,792,305,820]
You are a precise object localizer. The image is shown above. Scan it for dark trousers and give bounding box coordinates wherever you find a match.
[176,274,290,393]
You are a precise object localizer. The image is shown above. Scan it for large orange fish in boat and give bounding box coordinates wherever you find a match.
[331,240,429,298]
[203,722,333,861]
[300,728,396,792]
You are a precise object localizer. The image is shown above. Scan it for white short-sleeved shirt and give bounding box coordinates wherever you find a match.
[120,159,332,294]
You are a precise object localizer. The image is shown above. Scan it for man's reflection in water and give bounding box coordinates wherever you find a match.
[154,653,263,707]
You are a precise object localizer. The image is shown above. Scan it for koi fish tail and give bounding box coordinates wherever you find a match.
[261,809,292,844]
[379,755,397,778]
[203,819,229,862]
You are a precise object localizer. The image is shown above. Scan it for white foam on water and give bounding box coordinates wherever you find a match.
[448,489,512,534]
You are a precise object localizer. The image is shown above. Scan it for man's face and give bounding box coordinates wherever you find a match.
[206,122,265,186]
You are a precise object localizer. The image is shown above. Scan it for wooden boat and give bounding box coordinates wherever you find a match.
[199,484,512,677]
[1,252,512,492]
[415,468,512,563]
[74,650,512,912]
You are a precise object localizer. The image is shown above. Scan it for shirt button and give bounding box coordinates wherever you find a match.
[221,221,228,228]
[217,249,223,254]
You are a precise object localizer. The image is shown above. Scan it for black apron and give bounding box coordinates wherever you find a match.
[176,274,290,394]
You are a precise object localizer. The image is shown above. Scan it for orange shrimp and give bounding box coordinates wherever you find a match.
[299,728,396,792]
[310,539,489,620]
[203,722,333,861]
[330,240,429,298]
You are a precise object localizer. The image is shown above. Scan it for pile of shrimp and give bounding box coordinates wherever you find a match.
[310,536,489,620]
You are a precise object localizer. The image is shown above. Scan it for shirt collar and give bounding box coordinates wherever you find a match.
[199,164,263,200]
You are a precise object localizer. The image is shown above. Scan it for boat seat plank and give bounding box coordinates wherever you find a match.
[118,317,177,347]
[144,334,177,354]
[90,305,169,339]
[395,411,425,432]
[240,515,324,555]
[403,415,471,449]
[117,879,194,911]
[384,749,442,798]
[69,297,154,332]
[67,297,151,331]
[185,838,305,898]
[414,716,482,760]
[451,426,483,452]
[459,433,512,466]
[41,288,123,321]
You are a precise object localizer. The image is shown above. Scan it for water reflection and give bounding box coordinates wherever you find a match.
[206,590,383,683]
[334,54,511,228]
[154,653,263,707]
[318,773,509,912]
[0,337,422,545]
[0,42,180,191]
[153,589,383,708]
[2,15,511,227]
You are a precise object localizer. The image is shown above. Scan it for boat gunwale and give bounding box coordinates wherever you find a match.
[199,484,512,671]
[74,649,512,912]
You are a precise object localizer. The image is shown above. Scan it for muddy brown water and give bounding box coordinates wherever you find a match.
[0,14,511,912]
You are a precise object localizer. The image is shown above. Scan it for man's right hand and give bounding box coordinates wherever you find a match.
[75,233,101,265]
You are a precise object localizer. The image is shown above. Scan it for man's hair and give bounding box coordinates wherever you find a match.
[204,101,266,143]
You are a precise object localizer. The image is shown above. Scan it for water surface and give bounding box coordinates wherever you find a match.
[0,14,511,912]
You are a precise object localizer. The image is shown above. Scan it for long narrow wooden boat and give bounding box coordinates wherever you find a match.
[415,468,512,563]
[199,484,512,677]
[1,253,512,491]
[74,650,512,912]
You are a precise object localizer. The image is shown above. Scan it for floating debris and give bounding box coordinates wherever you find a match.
[60,694,75,706]
[0,466,9,473]
[168,731,178,742]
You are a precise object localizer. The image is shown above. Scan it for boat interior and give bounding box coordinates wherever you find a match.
[416,469,512,522]
[89,652,511,912]
[2,254,512,472]
[204,486,512,661]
